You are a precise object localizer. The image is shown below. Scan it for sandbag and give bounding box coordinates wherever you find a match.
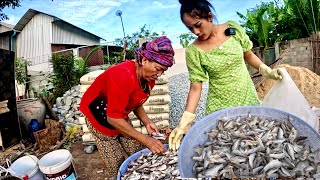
[155,75,169,85]
[82,124,90,133]
[82,133,95,142]
[141,120,170,135]
[143,94,171,105]
[130,113,170,127]
[262,68,319,131]
[128,112,137,119]
[78,117,86,125]
[143,104,170,114]
[150,84,169,96]
[80,70,105,85]
[130,113,170,125]
[80,84,90,93]
[147,113,170,122]
[134,127,142,133]
[131,119,143,128]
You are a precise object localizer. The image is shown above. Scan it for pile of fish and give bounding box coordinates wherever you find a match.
[120,150,179,180]
[151,132,166,141]
[192,115,320,179]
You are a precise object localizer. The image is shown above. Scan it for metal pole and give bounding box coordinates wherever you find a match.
[120,15,125,38]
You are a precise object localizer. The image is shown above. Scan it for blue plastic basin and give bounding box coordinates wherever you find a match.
[178,106,320,178]
[117,144,168,179]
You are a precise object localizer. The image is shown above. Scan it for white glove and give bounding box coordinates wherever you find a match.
[169,111,195,151]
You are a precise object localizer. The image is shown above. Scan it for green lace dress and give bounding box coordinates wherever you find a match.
[186,21,260,115]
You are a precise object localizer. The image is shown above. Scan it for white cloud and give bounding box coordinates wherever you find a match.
[39,0,124,26]
[2,0,275,47]
[152,1,178,9]
[2,15,19,25]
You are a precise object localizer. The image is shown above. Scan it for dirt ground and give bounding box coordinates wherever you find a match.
[0,142,108,180]
[70,141,108,180]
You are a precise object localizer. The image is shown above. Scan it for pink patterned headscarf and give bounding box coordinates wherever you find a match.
[134,36,175,67]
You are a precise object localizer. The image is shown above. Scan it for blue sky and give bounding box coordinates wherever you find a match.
[3,0,273,48]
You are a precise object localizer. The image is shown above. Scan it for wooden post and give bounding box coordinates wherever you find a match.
[42,97,59,120]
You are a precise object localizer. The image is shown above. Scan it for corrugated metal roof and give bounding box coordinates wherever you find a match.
[0,22,14,29]
[14,8,105,40]
[0,30,14,36]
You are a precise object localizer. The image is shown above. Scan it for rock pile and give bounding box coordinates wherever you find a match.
[52,85,83,126]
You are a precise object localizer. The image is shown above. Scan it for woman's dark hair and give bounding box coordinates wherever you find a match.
[179,0,217,23]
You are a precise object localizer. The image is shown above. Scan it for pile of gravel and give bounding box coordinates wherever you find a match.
[52,85,83,126]
[168,72,208,128]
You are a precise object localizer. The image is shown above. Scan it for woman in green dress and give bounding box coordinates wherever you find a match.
[169,0,282,151]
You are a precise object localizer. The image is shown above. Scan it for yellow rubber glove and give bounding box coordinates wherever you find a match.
[169,111,196,151]
[259,64,282,80]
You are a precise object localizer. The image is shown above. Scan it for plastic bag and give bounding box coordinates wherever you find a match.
[261,68,319,131]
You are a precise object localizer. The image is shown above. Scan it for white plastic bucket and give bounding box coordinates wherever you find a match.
[38,149,77,180]
[8,155,44,180]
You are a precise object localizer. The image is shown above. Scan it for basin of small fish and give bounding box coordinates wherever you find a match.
[191,114,320,179]
[120,150,179,180]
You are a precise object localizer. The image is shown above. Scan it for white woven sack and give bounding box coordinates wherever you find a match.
[141,120,170,134]
[155,75,169,85]
[143,104,170,114]
[82,124,90,133]
[150,84,169,96]
[80,84,90,93]
[143,94,171,105]
[80,70,105,85]
[82,133,95,142]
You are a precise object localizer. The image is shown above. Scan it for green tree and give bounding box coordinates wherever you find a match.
[237,1,277,48]
[114,24,163,61]
[49,52,79,104]
[237,0,320,48]
[285,0,320,36]
[179,33,196,48]
[0,0,21,21]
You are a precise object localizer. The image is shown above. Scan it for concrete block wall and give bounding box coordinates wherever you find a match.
[275,37,313,70]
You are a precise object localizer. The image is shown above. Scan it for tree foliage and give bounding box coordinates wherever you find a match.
[237,0,320,48]
[114,24,163,61]
[49,52,80,104]
[14,57,30,85]
[179,33,196,48]
[0,0,21,21]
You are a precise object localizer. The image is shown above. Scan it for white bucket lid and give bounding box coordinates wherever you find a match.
[38,149,72,175]
[8,155,40,178]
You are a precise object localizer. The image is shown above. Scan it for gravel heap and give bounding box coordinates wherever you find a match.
[168,72,208,128]
[52,85,84,126]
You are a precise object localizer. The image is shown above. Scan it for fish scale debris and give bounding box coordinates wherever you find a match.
[192,115,320,179]
[121,150,179,180]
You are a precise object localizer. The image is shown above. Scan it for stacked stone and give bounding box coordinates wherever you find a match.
[53,85,83,126]
[130,75,171,134]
